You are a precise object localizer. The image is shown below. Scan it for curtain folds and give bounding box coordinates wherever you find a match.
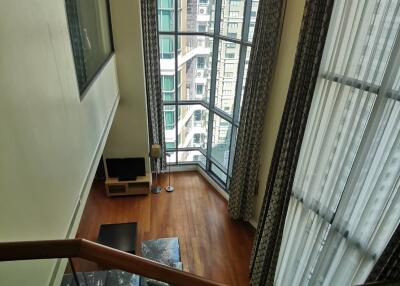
[141,0,166,171]
[272,0,400,284]
[227,0,286,221]
[249,1,334,285]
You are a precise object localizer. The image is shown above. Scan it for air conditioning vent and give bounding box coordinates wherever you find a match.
[199,8,206,15]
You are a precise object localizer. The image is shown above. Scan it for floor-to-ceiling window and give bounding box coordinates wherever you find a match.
[275,0,400,284]
[157,0,259,190]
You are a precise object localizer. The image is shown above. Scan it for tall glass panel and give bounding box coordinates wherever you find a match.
[211,163,228,183]
[248,0,260,42]
[239,46,251,113]
[158,0,175,32]
[164,105,176,151]
[179,151,206,166]
[220,0,245,39]
[211,115,232,169]
[160,35,176,103]
[157,0,259,189]
[161,75,175,101]
[178,0,216,33]
[215,40,240,115]
[177,36,213,101]
[159,35,175,60]
[178,105,208,150]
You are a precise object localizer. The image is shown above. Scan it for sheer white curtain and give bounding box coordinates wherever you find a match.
[275,0,400,285]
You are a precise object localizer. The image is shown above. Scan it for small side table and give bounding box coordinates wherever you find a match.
[105,174,151,197]
[97,222,137,254]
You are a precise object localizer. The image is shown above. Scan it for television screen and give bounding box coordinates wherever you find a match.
[125,158,145,177]
[106,158,145,181]
[106,158,123,178]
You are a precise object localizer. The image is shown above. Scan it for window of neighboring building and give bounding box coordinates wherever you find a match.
[193,134,201,143]
[229,11,240,18]
[164,106,175,130]
[226,33,238,43]
[228,23,238,31]
[197,57,206,69]
[196,84,204,94]
[166,142,175,149]
[159,36,174,59]
[225,53,235,59]
[198,24,207,32]
[194,110,202,121]
[158,0,174,31]
[161,75,175,101]
[65,0,113,95]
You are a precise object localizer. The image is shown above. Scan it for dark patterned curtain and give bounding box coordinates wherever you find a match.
[227,0,286,221]
[141,0,166,171]
[367,224,400,282]
[249,0,334,285]
[65,0,87,90]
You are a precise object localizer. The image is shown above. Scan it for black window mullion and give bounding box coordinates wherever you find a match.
[159,31,253,47]
[174,0,179,163]
[228,125,237,176]
[241,0,252,42]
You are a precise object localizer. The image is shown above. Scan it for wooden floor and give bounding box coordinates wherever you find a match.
[75,171,255,286]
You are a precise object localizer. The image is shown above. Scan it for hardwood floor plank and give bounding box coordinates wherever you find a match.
[75,171,255,286]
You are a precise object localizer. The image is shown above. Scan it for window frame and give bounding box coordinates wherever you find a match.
[157,0,255,190]
[197,56,206,69]
[65,0,115,99]
[164,107,176,130]
[195,83,205,95]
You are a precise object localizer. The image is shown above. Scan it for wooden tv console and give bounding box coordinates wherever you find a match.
[105,173,151,197]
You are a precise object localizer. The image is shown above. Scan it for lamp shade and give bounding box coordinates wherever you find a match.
[150,144,162,158]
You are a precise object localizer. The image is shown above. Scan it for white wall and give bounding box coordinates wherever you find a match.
[103,0,151,172]
[253,0,306,223]
[0,0,119,284]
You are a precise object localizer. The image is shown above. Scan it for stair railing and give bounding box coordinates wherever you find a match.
[0,238,225,286]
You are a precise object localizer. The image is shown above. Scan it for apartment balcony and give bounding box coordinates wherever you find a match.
[159,58,175,74]
[178,47,211,67]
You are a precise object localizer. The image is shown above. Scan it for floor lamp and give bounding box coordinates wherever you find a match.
[150,144,162,194]
[165,153,174,192]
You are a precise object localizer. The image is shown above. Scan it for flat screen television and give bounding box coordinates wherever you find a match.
[106,157,145,181]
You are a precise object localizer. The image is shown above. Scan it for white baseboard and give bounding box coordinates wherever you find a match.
[196,167,229,201]
[49,94,120,286]
[167,164,198,172]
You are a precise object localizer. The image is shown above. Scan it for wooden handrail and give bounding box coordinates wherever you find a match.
[0,239,224,286]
